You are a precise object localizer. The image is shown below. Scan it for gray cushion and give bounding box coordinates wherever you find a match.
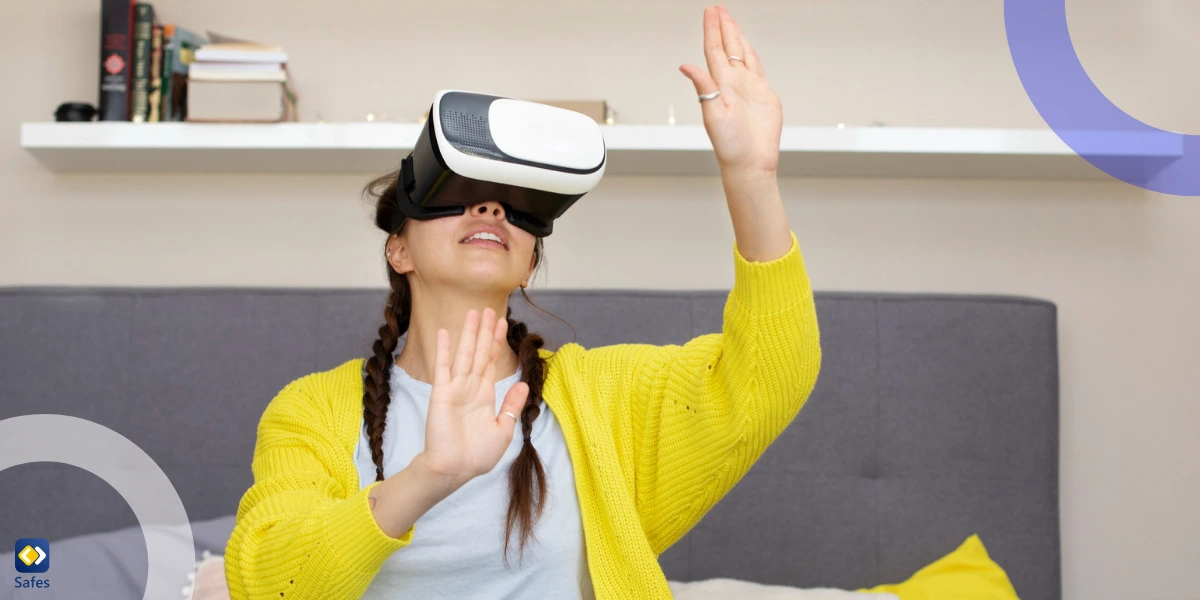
[0,515,234,600]
[0,288,1058,600]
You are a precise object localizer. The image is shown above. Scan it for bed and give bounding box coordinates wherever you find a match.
[0,287,1060,599]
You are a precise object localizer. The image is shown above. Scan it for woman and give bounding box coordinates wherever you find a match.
[225,5,820,599]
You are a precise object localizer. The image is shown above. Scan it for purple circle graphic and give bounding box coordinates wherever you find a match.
[1006,0,1196,195]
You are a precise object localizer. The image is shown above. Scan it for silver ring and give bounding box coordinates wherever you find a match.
[698,90,721,102]
[500,411,518,421]
[728,55,744,63]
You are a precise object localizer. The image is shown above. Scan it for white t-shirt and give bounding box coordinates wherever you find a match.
[353,361,595,600]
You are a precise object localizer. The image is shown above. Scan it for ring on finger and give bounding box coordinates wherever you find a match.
[728,55,744,64]
[500,411,519,421]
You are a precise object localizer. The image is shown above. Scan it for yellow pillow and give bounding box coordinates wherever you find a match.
[858,534,1020,600]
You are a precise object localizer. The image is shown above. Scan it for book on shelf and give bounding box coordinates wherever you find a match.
[193,42,288,64]
[96,2,302,122]
[186,32,298,122]
[98,0,133,121]
[129,2,154,122]
[148,23,163,121]
[188,62,286,82]
[162,24,207,121]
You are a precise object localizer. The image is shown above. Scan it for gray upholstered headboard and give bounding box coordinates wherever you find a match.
[0,288,1059,599]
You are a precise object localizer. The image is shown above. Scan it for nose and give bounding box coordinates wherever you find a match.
[466,201,506,221]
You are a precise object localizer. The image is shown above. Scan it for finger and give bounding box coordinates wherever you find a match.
[701,5,731,82]
[728,10,764,76]
[451,309,480,377]
[679,64,719,98]
[433,328,451,386]
[496,382,530,432]
[717,6,745,69]
[470,308,497,380]
[479,347,498,403]
[491,316,509,364]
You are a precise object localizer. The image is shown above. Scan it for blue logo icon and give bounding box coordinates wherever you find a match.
[14,539,49,574]
[1006,0,1198,196]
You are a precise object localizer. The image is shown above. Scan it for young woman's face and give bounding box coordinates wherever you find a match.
[389,200,538,294]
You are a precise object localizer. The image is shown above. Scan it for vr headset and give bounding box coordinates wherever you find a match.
[391,90,608,237]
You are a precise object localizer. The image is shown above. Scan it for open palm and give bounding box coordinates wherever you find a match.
[420,308,529,489]
[679,5,783,175]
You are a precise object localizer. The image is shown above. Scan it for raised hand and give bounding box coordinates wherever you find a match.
[417,308,530,492]
[679,5,783,177]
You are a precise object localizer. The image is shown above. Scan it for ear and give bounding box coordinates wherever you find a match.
[386,235,415,275]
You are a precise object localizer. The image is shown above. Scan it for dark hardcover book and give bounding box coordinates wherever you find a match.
[97,0,133,121]
[148,24,162,121]
[160,24,173,120]
[129,2,154,122]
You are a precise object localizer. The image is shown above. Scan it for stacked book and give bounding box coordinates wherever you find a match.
[187,41,297,122]
[97,0,207,121]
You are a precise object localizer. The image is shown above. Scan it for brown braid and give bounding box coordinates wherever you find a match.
[503,294,549,564]
[363,169,552,565]
[363,268,410,483]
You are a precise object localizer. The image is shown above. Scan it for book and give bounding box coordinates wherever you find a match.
[188,62,286,82]
[148,23,163,121]
[186,31,297,122]
[193,42,287,64]
[166,25,207,74]
[97,0,133,121]
[129,2,154,122]
[161,25,206,121]
[186,80,294,122]
[160,24,173,120]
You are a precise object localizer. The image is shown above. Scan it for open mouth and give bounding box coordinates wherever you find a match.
[459,230,508,250]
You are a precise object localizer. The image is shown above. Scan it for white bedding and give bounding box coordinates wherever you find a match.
[668,578,899,600]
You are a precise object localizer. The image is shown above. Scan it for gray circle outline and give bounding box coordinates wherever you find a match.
[0,414,195,599]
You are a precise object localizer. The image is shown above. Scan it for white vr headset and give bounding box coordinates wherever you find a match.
[391,90,608,237]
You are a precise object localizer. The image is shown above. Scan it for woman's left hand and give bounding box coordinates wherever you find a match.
[679,5,782,178]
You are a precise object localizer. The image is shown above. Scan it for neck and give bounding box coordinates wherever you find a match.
[395,283,520,385]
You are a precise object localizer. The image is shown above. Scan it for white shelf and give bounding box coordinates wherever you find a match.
[19,122,1183,180]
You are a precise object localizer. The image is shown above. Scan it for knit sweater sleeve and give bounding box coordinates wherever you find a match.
[224,374,413,600]
[577,231,821,554]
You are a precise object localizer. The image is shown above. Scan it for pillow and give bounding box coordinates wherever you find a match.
[858,535,1020,600]
[668,579,897,599]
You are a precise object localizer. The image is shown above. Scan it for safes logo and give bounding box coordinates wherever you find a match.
[13,538,50,591]
[14,539,49,574]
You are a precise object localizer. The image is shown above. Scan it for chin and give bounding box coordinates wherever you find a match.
[456,266,520,294]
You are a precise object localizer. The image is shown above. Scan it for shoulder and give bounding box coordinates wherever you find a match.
[540,343,581,365]
[541,343,604,381]
[259,358,365,439]
[541,344,578,390]
[541,341,671,371]
[539,341,666,390]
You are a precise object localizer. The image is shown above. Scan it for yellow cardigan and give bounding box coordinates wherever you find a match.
[225,232,821,600]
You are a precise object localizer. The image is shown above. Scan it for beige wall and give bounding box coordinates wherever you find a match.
[2,1,1198,598]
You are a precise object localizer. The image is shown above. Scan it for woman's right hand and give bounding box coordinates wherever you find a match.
[414,307,530,495]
